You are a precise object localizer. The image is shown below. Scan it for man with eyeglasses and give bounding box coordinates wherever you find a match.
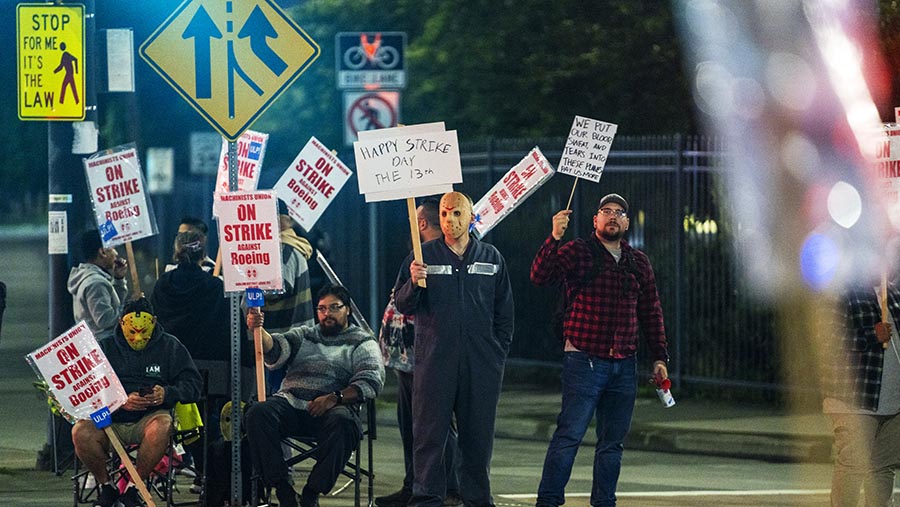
[244,284,384,507]
[530,193,669,507]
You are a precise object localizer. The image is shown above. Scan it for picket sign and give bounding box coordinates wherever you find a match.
[83,144,159,296]
[471,147,555,239]
[214,191,283,293]
[355,122,462,288]
[557,116,618,209]
[874,123,900,348]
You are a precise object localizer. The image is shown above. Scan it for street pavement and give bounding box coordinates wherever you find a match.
[0,230,847,506]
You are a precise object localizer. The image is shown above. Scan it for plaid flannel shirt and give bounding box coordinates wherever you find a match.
[826,286,897,411]
[530,235,668,363]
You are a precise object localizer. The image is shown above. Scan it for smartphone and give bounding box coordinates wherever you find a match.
[139,386,153,397]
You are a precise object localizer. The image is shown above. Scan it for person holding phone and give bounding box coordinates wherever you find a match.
[71,297,202,507]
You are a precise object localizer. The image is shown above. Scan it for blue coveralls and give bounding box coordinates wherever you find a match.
[394,237,515,507]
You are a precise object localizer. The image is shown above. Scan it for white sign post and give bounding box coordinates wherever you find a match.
[557,116,618,209]
[215,190,283,293]
[354,123,462,287]
[273,137,352,232]
[214,130,268,194]
[83,144,158,296]
[472,147,555,238]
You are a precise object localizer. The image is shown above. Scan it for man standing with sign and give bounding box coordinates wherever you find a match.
[377,197,462,507]
[394,191,514,507]
[530,194,668,507]
[72,298,201,507]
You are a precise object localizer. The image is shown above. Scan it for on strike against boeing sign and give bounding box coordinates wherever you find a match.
[215,190,283,293]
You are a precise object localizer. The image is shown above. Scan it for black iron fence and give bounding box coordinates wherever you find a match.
[27,133,779,397]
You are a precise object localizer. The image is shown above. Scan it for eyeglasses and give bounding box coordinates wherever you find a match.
[598,208,627,218]
[316,303,346,314]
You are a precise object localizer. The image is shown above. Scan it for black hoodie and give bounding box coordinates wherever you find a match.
[101,324,202,424]
[151,263,251,367]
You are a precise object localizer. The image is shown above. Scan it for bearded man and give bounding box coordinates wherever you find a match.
[530,194,669,507]
[71,297,202,507]
[394,191,515,507]
[244,284,384,507]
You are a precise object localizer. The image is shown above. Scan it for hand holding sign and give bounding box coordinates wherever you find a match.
[246,288,267,401]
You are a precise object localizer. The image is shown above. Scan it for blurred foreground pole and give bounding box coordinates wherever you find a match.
[673,0,890,410]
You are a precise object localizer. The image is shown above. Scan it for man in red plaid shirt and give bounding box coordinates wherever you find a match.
[530,193,669,507]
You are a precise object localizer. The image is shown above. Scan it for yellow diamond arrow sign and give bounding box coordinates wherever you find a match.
[140,0,319,141]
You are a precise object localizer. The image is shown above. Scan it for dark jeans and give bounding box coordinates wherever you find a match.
[537,353,636,507]
[395,369,460,495]
[245,396,362,494]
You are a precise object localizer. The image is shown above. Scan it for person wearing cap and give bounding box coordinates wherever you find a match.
[530,193,669,507]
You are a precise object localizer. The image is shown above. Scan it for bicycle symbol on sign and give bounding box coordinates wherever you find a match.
[343,33,399,70]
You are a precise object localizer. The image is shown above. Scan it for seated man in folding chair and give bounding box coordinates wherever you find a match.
[245,284,384,507]
[72,297,203,507]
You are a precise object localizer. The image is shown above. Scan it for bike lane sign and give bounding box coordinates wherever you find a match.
[336,32,406,89]
[140,0,320,141]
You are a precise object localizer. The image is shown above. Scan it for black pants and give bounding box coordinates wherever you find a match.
[396,369,459,494]
[245,396,362,494]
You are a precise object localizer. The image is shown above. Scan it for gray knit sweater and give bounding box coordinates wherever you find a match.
[266,323,384,410]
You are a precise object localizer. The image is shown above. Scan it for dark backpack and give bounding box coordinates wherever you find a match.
[550,238,640,342]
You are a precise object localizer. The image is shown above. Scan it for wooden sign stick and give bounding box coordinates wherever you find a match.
[124,242,141,298]
[883,270,890,350]
[252,308,266,402]
[407,197,426,288]
[565,179,579,211]
[104,427,157,507]
[212,249,222,277]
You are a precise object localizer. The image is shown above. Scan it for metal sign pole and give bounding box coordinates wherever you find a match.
[227,141,243,507]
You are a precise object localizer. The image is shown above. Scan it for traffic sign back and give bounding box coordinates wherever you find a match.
[17,4,85,121]
[140,0,320,141]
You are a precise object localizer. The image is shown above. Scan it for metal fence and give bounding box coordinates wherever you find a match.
[127,134,781,397]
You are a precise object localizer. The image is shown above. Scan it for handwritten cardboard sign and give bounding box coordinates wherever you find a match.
[26,321,128,423]
[273,137,352,232]
[557,116,618,183]
[214,130,268,194]
[83,145,158,247]
[215,190,283,293]
[354,122,461,202]
[472,147,555,238]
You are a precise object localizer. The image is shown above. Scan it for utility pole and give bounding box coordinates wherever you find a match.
[45,0,97,473]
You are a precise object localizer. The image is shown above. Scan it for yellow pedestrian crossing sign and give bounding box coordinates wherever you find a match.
[140,0,320,141]
[17,4,85,121]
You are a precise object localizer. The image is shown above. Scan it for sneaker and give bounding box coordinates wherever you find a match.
[443,493,464,506]
[375,489,412,507]
[119,486,142,507]
[93,484,118,507]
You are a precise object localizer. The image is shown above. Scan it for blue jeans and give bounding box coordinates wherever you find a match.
[536,352,636,507]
